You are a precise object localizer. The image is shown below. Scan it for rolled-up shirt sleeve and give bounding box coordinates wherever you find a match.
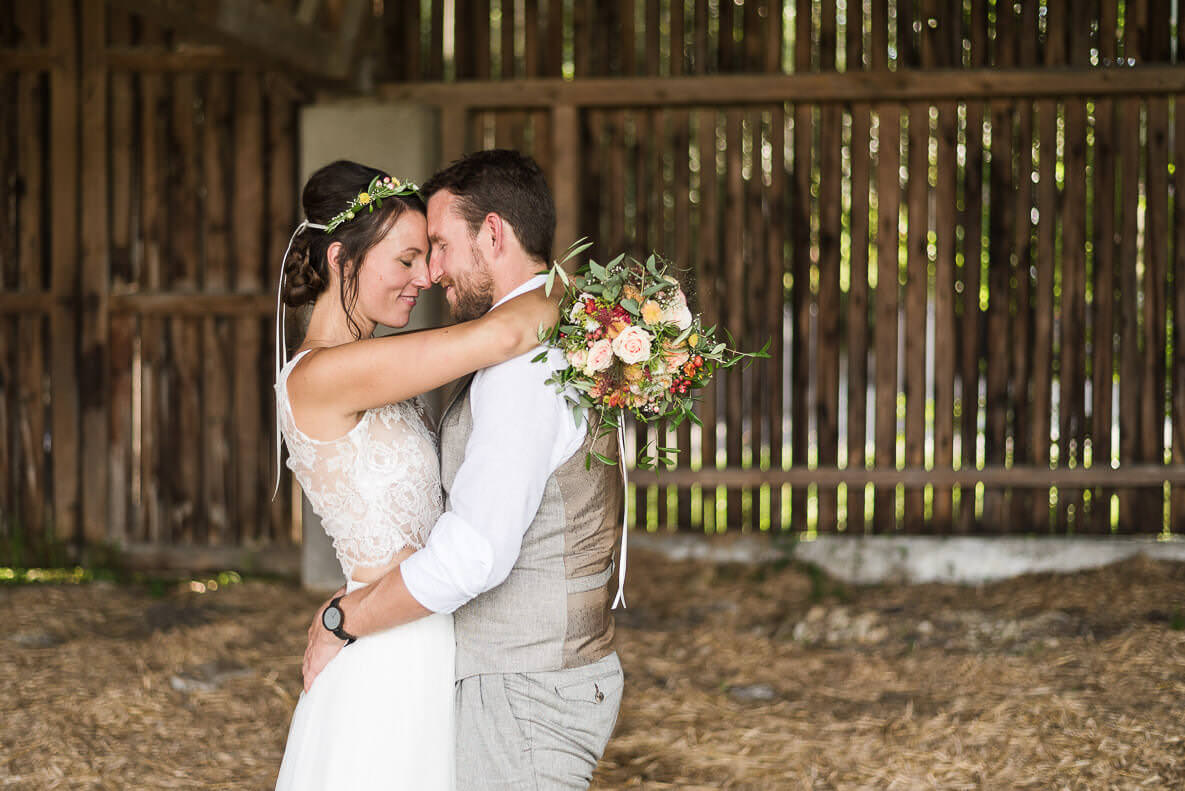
[400,346,586,614]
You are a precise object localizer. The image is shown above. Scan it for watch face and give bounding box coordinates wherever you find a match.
[322,605,342,631]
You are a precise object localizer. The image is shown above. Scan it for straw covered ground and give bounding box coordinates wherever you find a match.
[3,545,1184,790]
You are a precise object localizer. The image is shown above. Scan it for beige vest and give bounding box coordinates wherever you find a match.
[440,376,622,679]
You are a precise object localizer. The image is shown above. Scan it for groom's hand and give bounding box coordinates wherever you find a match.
[303,588,346,692]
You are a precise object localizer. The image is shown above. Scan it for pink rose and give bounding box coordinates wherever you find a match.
[586,339,614,373]
[612,325,653,365]
[567,346,588,370]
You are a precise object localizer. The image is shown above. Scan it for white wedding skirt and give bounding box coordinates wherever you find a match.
[275,581,456,791]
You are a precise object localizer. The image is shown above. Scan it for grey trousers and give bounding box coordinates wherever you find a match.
[455,652,623,791]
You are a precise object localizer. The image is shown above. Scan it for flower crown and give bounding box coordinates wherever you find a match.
[323,174,420,234]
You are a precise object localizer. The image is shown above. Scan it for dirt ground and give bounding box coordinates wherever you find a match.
[2,547,1184,790]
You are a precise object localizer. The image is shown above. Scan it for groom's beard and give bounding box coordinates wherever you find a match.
[447,243,495,322]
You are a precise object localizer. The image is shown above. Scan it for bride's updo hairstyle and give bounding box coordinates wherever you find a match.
[282,159,426,339]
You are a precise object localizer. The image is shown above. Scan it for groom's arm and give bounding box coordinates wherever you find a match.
[303,349,583,690]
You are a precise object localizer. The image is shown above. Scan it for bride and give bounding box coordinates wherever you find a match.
[270,160,556,790]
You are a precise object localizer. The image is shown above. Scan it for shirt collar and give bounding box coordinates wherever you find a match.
[490,273,548,311]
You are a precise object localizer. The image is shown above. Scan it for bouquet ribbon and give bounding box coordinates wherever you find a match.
[612,424,628,609]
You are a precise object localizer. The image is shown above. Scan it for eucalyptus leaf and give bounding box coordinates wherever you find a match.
[620,298,640,315]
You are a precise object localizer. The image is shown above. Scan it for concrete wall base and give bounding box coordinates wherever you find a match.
[630,532,1185,585]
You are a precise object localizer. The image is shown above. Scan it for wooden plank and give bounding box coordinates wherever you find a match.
[377,66,1185,108]
[629,465,1185,489]
[1,6,17,536]
[723,108,744,528]
[696,108,720,530]
[1093,0,1119,534]
[903,97,927,531]
[0,48,63,71]
[743,107,763,531]
[983,4,1015,532]
[1172,5,1185,534]
[428,0,444,80]
[844,0,869,534]
[203,72,232,545]
[138,22,166,543]
[957,0,987,532]
[233,72,264,545]
[1140,93,1168,532]
[766,0,786,531]
[671,106,693,529]
[104,0,346,81]
[108,7,135,546]
[268,90,297,542]
[168,71,203,544]
[1007,3,1038,534]
[79,0,110,547]
[545,0,562,77]
[1033,95,1057,531]
[14,1,45,544]
[790,0,812,533]
[49,0,79,546]
[1060,2,1089,531]
[926,0,957,532]
[816,0,840,533]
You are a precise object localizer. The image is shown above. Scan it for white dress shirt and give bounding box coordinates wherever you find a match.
[400,275,587,614]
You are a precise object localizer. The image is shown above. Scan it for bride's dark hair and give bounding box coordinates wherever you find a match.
[282,160,426,339]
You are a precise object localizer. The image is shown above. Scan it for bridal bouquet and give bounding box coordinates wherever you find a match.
[536,241,768,469]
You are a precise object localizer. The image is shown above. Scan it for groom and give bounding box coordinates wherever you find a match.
[302,149,625,790]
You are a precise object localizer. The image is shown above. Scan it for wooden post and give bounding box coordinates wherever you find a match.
[204,72,233,545]
[766,0,786,531]
[791,0,812,533]
[15,1,45,545]
[846,0,870,534]
[268,90,297,541]
[1172,9,1185,534]
[49,0,80,547]
[903,43,928,532]
[872,0,899,533]
[817,0,841,534]
[1092,0,1119,533]
[108,8,135,545]
[957,0,987,532]
[551,104,580,256]
[169,71,203,543]
[234,72,264,544]
[138,22,166,543]
[927,0,957,533]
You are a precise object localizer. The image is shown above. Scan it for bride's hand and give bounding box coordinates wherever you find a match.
[488,285,561,356]
[303,587,347,692]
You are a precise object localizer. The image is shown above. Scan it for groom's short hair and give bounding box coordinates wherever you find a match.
[421,149,556,264]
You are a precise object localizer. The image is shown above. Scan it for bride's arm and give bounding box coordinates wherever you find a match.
[290,286,557,415]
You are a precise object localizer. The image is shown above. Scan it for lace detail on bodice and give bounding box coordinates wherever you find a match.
[276,349,443,580]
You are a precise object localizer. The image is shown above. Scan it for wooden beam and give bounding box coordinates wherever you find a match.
[629,466,1185,489]
[104,45,261,72]
[104,0,346,81]
[379,66,1185,108]
[0,292,277,315]
[0,48,64,71]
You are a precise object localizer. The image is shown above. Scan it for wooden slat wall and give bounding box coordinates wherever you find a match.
[0,6,299,564]
[5,0,1185,558]
[422,0,1185,536]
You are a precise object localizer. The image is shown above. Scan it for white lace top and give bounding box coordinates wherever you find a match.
[275,349,443,581]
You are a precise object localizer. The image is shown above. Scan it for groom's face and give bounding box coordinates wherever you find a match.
[427,190,494,322]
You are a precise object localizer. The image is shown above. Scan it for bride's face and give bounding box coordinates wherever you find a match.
[352,210,431,330]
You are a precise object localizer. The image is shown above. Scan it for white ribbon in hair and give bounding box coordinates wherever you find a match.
[612,423,629,609]
[273,219,328,500]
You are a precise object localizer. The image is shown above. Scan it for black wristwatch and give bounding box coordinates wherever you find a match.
[321,596,357,645]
